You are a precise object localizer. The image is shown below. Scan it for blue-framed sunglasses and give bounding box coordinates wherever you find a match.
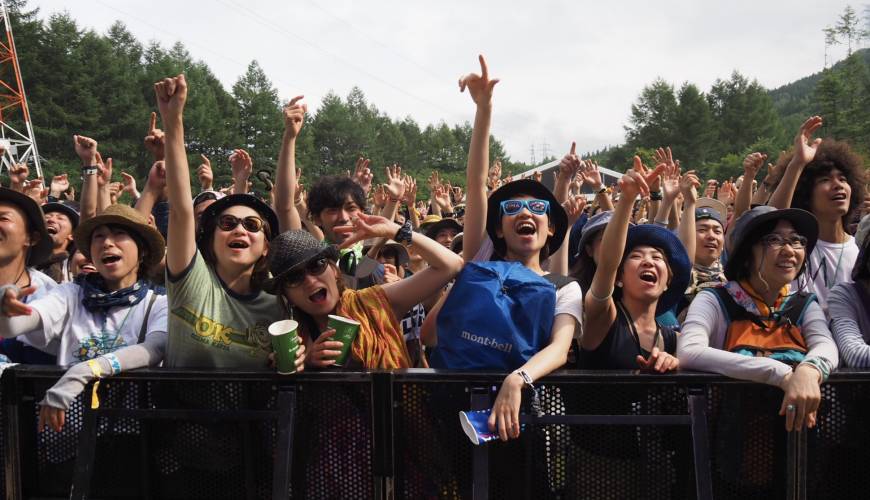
[500,199,550,216]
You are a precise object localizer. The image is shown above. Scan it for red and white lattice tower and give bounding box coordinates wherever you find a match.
[0,0,40,177]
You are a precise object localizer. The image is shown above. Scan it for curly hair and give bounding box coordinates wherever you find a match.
[308,176,367,218]
[788,139,865,228]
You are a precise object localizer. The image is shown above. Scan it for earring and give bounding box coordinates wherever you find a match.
[616,281,623,288]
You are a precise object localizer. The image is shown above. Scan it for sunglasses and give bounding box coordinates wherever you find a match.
[500,199,549,216]
[218,214,266,233]
[282,257,330,288]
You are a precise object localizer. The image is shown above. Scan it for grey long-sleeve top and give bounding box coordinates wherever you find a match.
[828,282,870,368]
[678,289,839,387]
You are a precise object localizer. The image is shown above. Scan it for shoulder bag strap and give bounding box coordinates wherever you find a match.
[137,292,158,344]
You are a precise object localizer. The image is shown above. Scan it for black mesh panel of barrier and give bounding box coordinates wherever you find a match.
[3,367,870,499]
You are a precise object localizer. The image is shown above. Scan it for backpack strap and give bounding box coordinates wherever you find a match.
[777,292,815,327]
[543,273,577,291]
[137,292,158,344]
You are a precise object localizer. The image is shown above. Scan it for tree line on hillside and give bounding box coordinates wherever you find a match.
[0,0,866,195]
[0,1,517,196]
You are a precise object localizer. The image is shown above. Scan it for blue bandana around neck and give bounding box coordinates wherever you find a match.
[76,273,149,313]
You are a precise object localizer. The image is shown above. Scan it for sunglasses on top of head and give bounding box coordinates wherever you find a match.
[217,214,266,233]
[500,199,549,216]
[282,257,330,288]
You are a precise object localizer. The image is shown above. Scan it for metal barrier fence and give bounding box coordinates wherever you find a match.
[2,365,869,499]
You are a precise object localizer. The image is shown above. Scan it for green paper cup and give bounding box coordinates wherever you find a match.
[269,319,300,374]
[328,315,361,367]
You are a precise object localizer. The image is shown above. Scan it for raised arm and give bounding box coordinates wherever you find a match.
[73,135,99,222]
[275,96,306,232]
[583,158,663,350]
[134,161,166,219]
[229,149,253,196]
[95,153,113,212]
[334,213,464,318]
[581,161,613,212]
[734,152,766,220]
[460,55,499,262]
[768,116,823,209]
[677,170,700,266]
[155,74,195,275]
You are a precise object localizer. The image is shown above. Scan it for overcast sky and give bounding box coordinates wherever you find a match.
[33,0,861,163]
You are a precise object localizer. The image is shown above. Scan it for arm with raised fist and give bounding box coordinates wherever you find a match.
[276,95,306,233]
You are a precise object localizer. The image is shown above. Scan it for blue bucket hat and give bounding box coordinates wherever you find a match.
[618,224,691,315]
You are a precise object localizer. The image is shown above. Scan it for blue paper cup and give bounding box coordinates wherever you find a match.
[458,409,500,445]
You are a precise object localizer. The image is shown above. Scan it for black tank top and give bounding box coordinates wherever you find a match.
[578,301,677,370]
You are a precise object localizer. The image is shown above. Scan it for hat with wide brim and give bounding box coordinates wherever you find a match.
[486,179,568,254]
[263,229,340,294]
[724,206,818,281]
[196,194,280,246]
[574,210,614,262]
[363,240,410,267]
[42,201,80,228]
[424,218,463,240]
[419,214,442,232]
[0,187,53,266]
[74,203,166,271]
[618,224,692,315]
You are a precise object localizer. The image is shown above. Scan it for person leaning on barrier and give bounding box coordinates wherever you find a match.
[580,157,690,372]
[155,74,302,371]
[263,222,463,369]
[0,204,168,432]
[828,214,870,368]
[678,206,839,431]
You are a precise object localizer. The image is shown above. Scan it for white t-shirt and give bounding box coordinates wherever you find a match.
[18,268,61,354]
[793,237,859,314]
[25,283,168,366]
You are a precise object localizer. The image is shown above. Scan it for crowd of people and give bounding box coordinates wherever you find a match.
[0,55,868,443]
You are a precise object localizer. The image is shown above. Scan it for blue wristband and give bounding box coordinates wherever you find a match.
[103,353,122,376]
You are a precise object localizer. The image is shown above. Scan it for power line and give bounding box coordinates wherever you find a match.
[216,0,464,122]
[302,0,444,82]
[93,0,303,94]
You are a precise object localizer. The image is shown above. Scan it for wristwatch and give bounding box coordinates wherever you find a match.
[514,369,534,388]
[394,219,414,248]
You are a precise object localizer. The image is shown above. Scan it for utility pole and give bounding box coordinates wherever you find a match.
[529,144,536,165]
[0,0,41,178]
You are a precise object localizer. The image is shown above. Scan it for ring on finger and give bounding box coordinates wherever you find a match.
[787,404,796,412]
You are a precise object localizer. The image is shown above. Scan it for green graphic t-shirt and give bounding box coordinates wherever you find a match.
[165,251,284,369]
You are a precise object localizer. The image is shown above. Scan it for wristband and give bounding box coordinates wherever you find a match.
[81,166,98,176]
[588,287,613,302]
[799,358,831,383]
[394,219,414,248]
[596,186,607,195]
[103,353,122,376]
[442,212,454,218]
[650,190,663,201]
[653,219,669,227]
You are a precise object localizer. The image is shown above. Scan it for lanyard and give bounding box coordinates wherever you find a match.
[617,301,661,356]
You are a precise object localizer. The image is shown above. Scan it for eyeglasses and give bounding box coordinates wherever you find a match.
[500,199,550,216]
[218,214,265,233]
[761,233,808,250]
[282,257,330,288]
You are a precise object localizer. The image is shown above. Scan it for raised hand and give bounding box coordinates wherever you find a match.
[283,95,307,138]
[427,170,441,191]
[383,263,401,284]
[792,116,823,167]
[562,194,587,225]
[351,157,373,194]
[660,161,681,201]
[582,160,604,191]
[743,152,767,180]
[229,149,253,181]
[63,186,75,201]
[619,156,665,201]
[108,181,123,204]
[433,184,452,210]
[451,185,463,203]
[95,153,112,187]
[23,179,47,204]
[333,212,400,249]
[488,160,502,186]
[197,154,214,191]
[404,176,418,205]
[154,74,188,122]
[384,164,406,201]
[49,174,69,198]
[680,170,701,205]
[146,160,167,192]
[372,184,387,209]
[143,112,165,161]
[73,135,98,166]
[557,142,582,183]
[458,54,499,108]
[8,162,28,190]
[121,174,138,197]
[717,180,734,204]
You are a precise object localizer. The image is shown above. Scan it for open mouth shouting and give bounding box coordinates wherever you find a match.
[308,287,328,304]
[45,221,59,235]
[638,269,658,285]
[228,239,250,251]
[515,220,537,236]
[100,253,123,268]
